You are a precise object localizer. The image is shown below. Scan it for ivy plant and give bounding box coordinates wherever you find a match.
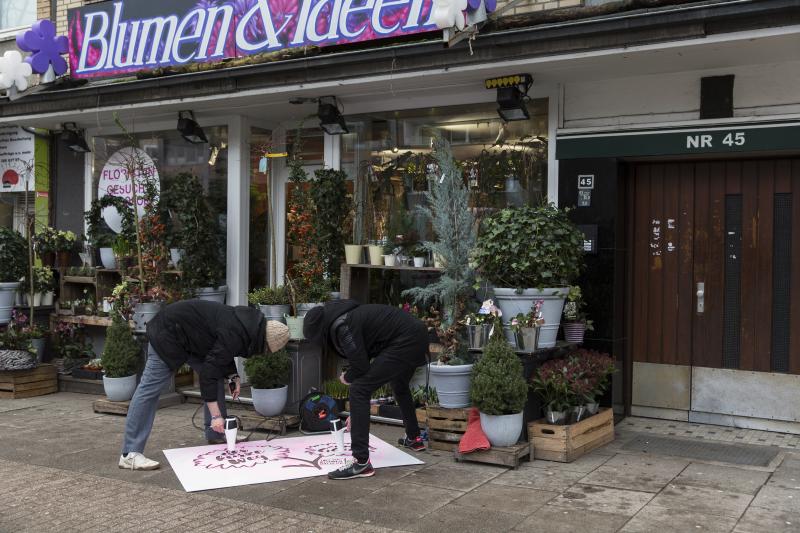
[0,227,29,283]
[85,195,137,248]
[310,168,351,284]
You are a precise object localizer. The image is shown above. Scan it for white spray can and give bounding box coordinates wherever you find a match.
[224,417,238,452]
[330,418,346,454]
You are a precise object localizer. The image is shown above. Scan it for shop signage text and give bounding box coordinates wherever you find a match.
[68,0,436,79]
[557,123,800,159]
[98,147,160,233]
[0,125,35,193]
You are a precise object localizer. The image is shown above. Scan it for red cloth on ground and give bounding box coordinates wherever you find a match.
[458,407,491,454]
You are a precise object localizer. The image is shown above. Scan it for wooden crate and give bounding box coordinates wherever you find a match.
[0,364,58,399]
[93,397,131,415]
[454,442,531,469]
[426,406,468,452]
[528,408,614,463]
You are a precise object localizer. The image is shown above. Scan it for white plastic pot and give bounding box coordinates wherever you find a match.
[413,257,426,268]
[0,282,20,325]
[196,286,227,304]
[428,363,473,408]
[99,247,117,270]
[33,292,42,307]
[479,411,523,447]
[103,374,138,402]
[492,287,568,349]
[252,385,288,417]
[41,292,54,307]
[383,254,396,267]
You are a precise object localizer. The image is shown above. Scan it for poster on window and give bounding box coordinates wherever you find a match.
[98,146,160,233]
[0,125,35,192]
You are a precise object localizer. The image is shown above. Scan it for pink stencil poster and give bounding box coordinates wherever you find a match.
[163,433,424,492]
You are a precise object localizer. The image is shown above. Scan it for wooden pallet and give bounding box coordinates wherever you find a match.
[528,408,614,463]
[93,397,131,415]
[426,406,468,452]
[0,364,58,399]
[454,442,531,469]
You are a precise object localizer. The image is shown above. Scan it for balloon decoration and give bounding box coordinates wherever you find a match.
[0,50,33,92]
[16,20,69,78]
[432,0,497,30]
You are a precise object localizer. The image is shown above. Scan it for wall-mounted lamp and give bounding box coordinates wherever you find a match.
[485,74,533,122]
[317,96,348,135]
[62,122,91,153]
[177,110,208,144]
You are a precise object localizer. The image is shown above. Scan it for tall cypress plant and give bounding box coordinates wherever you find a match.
[311,168,350,287]
[403,137,475,328]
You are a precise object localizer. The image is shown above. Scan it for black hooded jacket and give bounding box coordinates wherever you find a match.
[304,300,428,383]
[146,300,266,401]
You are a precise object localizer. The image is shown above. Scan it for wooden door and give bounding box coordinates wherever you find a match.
[630,159,800,374]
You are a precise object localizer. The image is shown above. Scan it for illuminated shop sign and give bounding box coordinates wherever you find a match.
[68,0,436,79]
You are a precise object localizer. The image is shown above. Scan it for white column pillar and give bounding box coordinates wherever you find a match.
[227,115,250,305]
[272,127,287,286]
[546,83,562,206]
[324,132,341,170]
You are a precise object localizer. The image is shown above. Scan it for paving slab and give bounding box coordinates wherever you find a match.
[750,485,800,513]
[620,504,738,532]
[404,461,502,491]
[514,505,630,533]
[491,465,585,492]
[550,483,654,516]
[732,505,800,533]
[650,483,753,518]
[525,452,612,473]
[452,483,559,516]
[674,462,770,495]
[769,468,800,490]
[409,502,526,532]
[579,454,687,493]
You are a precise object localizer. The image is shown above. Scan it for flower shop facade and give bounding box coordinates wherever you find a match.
[2,0,800,430]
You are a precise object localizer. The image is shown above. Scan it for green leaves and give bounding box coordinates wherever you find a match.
[0,227,28,283]
[101,317,141,378]
[310,168,351,284]
[470,337,527,415]
[244,349,292,389]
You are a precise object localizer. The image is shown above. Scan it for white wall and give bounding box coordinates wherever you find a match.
[562,61,800,130]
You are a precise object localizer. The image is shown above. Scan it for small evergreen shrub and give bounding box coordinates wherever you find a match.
[0,227,28,283]
[245,349,291,389]
[248,286,289,306]
[470,336,527,415]
[101,317,141,378]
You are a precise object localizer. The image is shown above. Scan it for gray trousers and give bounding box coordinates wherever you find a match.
[121,344,228,455]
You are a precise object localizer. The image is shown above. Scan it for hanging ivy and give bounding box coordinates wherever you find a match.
[84,195,137,248]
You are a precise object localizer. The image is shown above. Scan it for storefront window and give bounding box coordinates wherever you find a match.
[249,127,273,289]
[0,0,35,32]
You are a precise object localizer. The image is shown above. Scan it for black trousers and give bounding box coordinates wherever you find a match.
[349,353,426,463]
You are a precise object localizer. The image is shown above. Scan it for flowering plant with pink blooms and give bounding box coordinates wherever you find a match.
[510,300,545,333]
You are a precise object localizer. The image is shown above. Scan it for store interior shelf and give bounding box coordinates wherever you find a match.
[51,314,114,327]
[62,276,96,284]
[342,263,443,273]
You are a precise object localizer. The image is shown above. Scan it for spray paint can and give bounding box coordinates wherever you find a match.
[224,417,238,452]
[330,418,346,454]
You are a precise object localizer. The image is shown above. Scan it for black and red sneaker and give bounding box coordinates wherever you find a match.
[398,435,426,452]
[328,458,375,480]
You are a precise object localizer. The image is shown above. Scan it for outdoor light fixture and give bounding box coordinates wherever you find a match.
[62,122,91,153]
[177,110,208,144]
[317,96,348,135]
[485,74,533,122]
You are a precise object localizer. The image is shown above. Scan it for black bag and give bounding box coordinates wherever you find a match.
[299,390,340,433]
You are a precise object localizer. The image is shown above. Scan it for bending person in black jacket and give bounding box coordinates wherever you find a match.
[118,300,289,470]
[304,300,428,480]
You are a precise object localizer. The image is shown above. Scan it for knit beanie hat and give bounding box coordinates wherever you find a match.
[266,321,290,353]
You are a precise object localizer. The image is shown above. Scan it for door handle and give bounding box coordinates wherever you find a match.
[696,282,705,314]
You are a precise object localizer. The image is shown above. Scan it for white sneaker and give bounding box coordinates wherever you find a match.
[118,452,160,471]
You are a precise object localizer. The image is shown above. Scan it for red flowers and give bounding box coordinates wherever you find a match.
[532,349,615,410]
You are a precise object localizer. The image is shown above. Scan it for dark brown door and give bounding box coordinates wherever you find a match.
[630,159,800,374]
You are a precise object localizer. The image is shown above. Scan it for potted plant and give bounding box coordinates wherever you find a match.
[52,321,94,374]
[383,242,397,267]
[85,195,137,270]
[0,310,36,361]
[112,235,134,274]
[562,286,593,344]
[54,230,78,268]
[101,315,141,401]
[473,204,585,348]
[367,240,384,266]
[323,379,350,412]
[311,168,351,287]
[248,285,290,324]
[32,266,55,307]
[244,349,291,416]
[0,227,28,325]
[531,358,573,425]
[463,299,501,350]
[72,358,104,380]
[412,244,427,268]
[10,311,47,363]
[470,334,528,447]
[33,226,57,267]
[510,300,545,352]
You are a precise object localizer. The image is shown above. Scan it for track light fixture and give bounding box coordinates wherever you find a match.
[177,110,208,144]
[317,96,348,135]
[485,74,533,122]
[62,122,91,153]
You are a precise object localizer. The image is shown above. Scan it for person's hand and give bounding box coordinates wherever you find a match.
[339,372,349,385]
[210,416,225,434]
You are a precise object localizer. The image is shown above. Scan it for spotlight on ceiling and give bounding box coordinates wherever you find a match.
[177,110,208,144]
[485,74,533,122]
[317,96,348,135]
[62,122,91,153]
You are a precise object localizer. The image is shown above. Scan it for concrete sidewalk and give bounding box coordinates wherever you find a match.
[0,393,798,532]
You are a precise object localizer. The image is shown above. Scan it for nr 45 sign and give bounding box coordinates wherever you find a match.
[686,131,746,150]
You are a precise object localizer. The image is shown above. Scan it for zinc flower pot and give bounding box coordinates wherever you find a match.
[133,301,163,333]
[196,286,227,304]
[258,304,290,324]
[31,337,46,363]
[99,247,117,270]
[492,287,568,349]
[296,303,322,317]
[103,374,138,402]
[514,327,540,352]
[428,363,473,408]
[344,244,364,265]
[0,282,20,325]
[479,411,523,447]
[252,385,288,417]
[466,323,491,350]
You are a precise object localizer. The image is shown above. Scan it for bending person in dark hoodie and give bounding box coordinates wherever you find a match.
[118,299,290,471]
[303,300,429,480]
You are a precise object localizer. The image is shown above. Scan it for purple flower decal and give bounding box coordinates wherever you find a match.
[17,19,68,76]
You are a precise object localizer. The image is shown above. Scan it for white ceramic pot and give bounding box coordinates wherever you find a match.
[41,292,54,306]
[383,254,396,267]
[196,285,227,304]
[258,304,291,324]
[428,363,473,408]
[103,374,138,402]
[169,248,185,268]
[33,292,43,307]
[99,247,117,270]
[492,287,568,348]
[368,245,383,266]
[0,282,20,325]
[133,301,163,333]
[479,411,523,447]
[413,257,426,268]
[344,244,363,265]
[251,385,288,417]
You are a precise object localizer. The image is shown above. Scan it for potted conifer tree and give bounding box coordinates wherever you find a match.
[244,349,291,416]
[101,315,141,402]
[0,228,28,325]
[470,333,528,447]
